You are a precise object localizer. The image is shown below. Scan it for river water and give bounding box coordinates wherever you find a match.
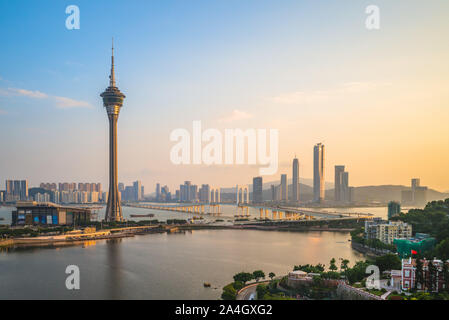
[0,204,372,299]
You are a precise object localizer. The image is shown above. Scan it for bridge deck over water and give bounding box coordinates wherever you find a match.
[123,203,373,220]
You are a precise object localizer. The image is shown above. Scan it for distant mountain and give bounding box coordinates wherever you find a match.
[221,183,449,204]
[348,185,449,204]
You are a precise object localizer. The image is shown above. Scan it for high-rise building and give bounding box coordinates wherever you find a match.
[101,42,126,222]
[40,183,57,191]
[271,185,276,201]
[280,174,288,202]
[51,190,60,204]
[118,183,125,192]
[199,184,210,203]
[414,186,428,206]
[402,179,428,206]
[160,186,171,202]
[292,157,300,203]
[341,172,350,202]
[133,180,142,201]
[179,181,198,202]
[334,166,351,203]
[6,180,14,198]
[252,177,263,204]
[313,143,325,203]
[334,165,345,202]
[5,180,29,201]
[388,201,401,220]
[156,183,161,201]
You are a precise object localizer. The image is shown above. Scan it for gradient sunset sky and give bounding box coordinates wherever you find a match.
[0,0,448,192]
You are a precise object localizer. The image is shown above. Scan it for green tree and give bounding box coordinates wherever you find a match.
[268,272,276,280]
[256,284,269,299]
[374,253,401,273]
[340,258,350,280]
[232,281,244,291]
[346,260,370,284]
[329,258,338,272]
[252,270,265,282]
[221,283,237,300]
[436,239,449,261]
[233,272,253,285]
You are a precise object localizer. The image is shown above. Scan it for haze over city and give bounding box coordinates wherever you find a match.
[1,0,448,192]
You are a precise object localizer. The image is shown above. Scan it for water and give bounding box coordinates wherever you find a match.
[0,204,398,225]
[0,229,364,299]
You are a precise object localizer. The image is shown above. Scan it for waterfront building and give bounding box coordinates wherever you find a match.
[179,181,198,202]
[12,202,91,226]
[334,166,351,203]
[388,201,401,220]
[402,179,428,206]
[334,165,345,202]
[101,41,126,222]
[414,186,428,206]
[156,183,161,201]
[292,157,300,203]
[199,184,210,203]
[280,174,288,202]
[133,180,142,201]
[401,190,413,204]
[5,179,29,201]
[161,186,171,202]
[51,190,60,204]
[313,143,325,203]
[364,219,412,245]
[34,193,50,203]
[252,177,263,204]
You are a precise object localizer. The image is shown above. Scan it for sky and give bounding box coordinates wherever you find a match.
[0,0,448,193]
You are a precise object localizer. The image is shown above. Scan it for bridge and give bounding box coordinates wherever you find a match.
[249,205,374,220]
[123,203,223,216]
[123,202,373,221]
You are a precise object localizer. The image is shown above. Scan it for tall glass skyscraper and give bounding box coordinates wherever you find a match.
[280,174,288,202]
[292,157,300,203]
[334,165,345,202]
[313,143,325,203]
[252,177,263,204]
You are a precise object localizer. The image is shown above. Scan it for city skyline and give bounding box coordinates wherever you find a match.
[1,1,449,192]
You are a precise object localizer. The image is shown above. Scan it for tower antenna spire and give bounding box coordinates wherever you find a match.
[110,38,116,87]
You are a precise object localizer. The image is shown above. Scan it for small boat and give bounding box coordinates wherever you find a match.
[130,213,155,218]
[203,282,211,288]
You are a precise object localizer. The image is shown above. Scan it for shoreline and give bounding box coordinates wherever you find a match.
[1,224,356,249]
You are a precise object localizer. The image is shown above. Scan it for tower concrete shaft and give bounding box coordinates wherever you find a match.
[101,40,126,222]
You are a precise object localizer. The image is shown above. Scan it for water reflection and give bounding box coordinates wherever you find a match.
[106,239,122,299]
[1,230,365,299]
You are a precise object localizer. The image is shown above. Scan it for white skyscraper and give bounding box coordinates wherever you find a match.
[313,143,325,203]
